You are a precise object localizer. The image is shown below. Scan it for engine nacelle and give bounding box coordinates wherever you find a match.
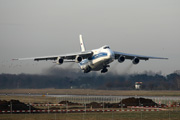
[118,56,125,63]
[56,57,64,65]
[132,58,140,64]
[75,56,83,63]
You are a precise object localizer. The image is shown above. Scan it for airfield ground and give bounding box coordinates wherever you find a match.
[0,112,180,120]
[0,89,180,120]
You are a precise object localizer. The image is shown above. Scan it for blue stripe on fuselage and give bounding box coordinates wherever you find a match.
[90,52,108,60]
[79,52,108,65]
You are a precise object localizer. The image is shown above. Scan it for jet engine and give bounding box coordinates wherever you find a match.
[118,56,125,63]
[75,56,83,63]
[56,57,64,65]
[132,58,140,64]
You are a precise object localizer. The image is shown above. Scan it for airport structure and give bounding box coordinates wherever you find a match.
[135,82,142,90]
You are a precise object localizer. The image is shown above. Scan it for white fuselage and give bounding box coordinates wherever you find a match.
[79,46,115,72]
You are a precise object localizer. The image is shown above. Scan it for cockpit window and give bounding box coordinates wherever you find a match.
[103,46,110,49]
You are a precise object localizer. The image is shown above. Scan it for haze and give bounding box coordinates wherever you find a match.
[0,0,180,75]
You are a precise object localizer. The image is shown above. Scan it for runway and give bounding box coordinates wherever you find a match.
[2,93,179,105]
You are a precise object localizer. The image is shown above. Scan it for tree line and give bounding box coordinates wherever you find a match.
[0,70,180,90]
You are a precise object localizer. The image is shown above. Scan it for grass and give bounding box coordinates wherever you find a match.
[1,89,180,96]
[0,111,180,120]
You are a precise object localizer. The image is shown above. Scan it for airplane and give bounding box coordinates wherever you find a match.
[13,35,168,73]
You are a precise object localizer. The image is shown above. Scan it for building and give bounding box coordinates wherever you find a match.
[135,82,142,90]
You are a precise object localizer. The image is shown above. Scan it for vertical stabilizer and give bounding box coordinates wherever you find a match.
[79,34,86,52]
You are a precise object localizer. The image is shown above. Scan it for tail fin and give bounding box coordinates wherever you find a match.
[79,34,86,52]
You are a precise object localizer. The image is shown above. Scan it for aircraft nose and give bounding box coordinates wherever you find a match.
[108,49,115,60]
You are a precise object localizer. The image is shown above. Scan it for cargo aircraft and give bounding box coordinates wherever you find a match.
[13,35,168,73]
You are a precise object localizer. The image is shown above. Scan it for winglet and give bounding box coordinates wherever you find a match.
[79,34,86,52]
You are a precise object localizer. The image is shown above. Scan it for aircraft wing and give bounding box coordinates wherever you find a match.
[114,51,168,60]
[13,51,93,61]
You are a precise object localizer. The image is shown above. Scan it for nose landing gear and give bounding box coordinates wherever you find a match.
[84,65,91,73]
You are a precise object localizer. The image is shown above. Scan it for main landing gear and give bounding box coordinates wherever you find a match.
[101,68,108,73]
[101,65,110,73]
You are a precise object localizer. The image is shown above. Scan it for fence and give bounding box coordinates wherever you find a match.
[54,95,180,106]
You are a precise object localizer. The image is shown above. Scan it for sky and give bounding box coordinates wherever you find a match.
[0,0,180,75]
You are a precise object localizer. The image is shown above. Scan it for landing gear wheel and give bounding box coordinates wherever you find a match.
[101,68,108,73]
